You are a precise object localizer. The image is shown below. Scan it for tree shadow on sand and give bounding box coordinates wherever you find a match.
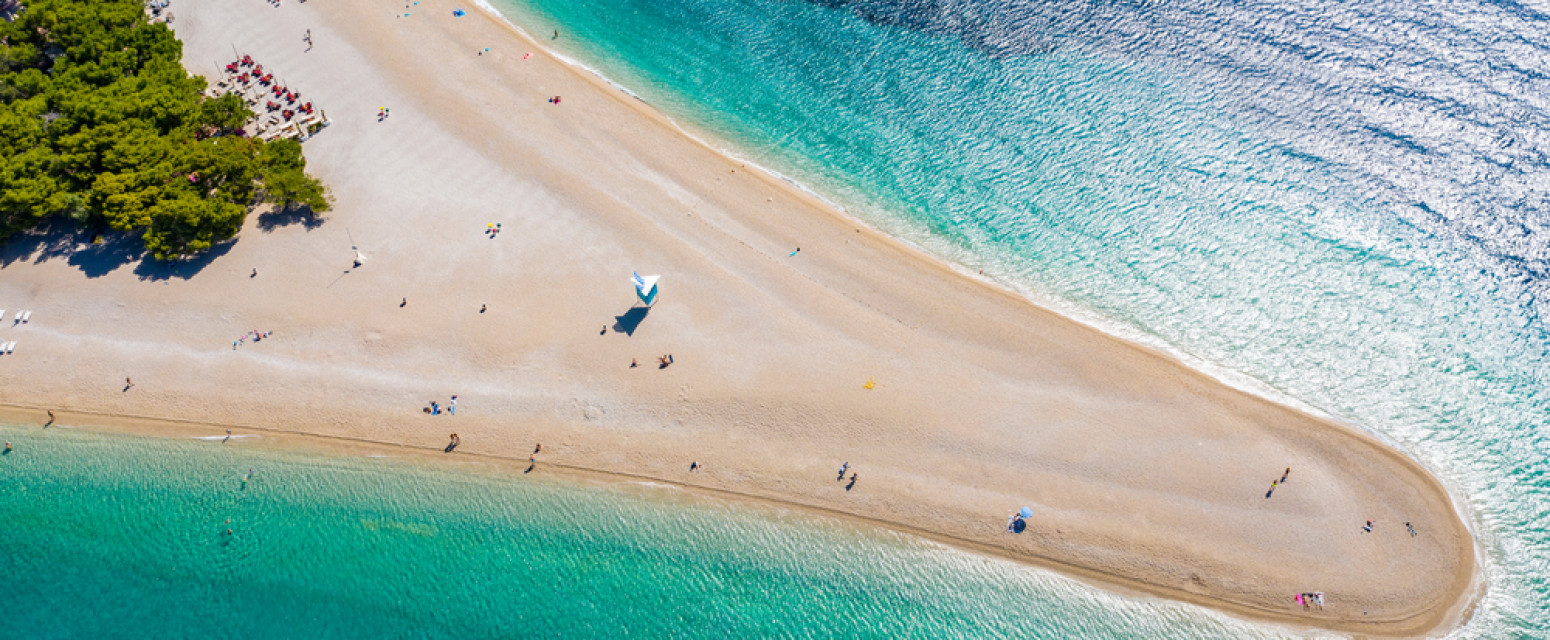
[1,223,235,281]
[256,205,327,233]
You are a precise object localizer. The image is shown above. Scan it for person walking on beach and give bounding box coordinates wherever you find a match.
[1406,522,1417,536]
[690,461,699,472]
[837,461,849,480]
[46,410,54,426]
[480,304,487,313]
[1281,467,1290,483]
[125,377,134,390]
[1363,519,1374,533]
[533,444,542,454]
[401,297,407,307]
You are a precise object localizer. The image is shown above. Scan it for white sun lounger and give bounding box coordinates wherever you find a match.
[20,311,30,323]
[11,311,20,322]
[3,342,13,354]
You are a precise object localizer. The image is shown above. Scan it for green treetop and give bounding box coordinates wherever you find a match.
[0,0,330,260]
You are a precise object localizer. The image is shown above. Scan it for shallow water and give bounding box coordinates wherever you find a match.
[478,0,1550,635]
[0,426,1290,638]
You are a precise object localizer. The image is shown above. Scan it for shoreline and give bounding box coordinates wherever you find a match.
[0,0,1476,635]
[0,404,1441,635]
[471,0,1377,439]
[438,12,1483,633]
[0,391,1474,636]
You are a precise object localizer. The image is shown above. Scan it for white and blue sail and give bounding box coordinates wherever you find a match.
[632,272,660,306]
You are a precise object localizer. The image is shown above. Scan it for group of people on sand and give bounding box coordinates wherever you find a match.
[1265,466,1290,498]
[836,461,857,488]
[148,0,173,23]
[422,394,457,415]
[1295,591,1325,610]
[233,329,274,349]
[625,355,674,369]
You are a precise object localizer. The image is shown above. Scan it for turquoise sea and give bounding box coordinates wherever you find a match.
[7,0,1550,635]
[474,0,1544,635]
[0,426,1287,638]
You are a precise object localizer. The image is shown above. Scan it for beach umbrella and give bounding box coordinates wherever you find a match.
[633,272,660,306]
[1019,507,1033,518]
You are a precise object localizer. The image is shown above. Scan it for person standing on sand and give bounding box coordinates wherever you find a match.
[401,297,407,307]
[1281,467,1290,483]
[1363,519,1374,532]
[46,410,54,425]
[533,444,542,454]
[125,377,134,390]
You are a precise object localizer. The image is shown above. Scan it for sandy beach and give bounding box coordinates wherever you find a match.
[0,0,1476,634]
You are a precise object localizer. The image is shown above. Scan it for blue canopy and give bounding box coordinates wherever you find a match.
[1018,507,1033,518]
[633,272,660,306]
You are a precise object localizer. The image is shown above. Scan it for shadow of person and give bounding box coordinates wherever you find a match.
[612,306,651,336]
[524,463,535,474]
[845,477,856,491]
[444,442,458,453]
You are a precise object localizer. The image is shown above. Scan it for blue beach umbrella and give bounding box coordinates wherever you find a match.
[1019,507,1033,519]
